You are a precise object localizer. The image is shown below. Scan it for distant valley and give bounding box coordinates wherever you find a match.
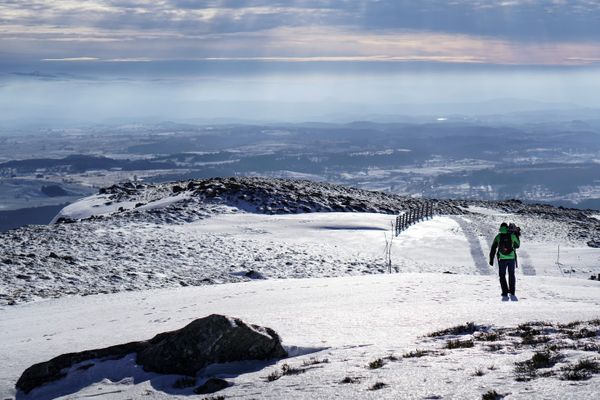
[1,117,600,231]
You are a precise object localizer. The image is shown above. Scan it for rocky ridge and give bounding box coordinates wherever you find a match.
[1,177,599,306]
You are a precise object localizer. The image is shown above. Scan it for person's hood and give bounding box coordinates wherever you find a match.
[499,226,508,234]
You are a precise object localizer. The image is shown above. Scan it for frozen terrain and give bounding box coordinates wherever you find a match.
[1,274,599,399]
[0,177,599,399]
[1,178,599,306]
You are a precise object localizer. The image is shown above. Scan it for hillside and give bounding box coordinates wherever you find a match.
[0,177,599,399]
[2,274,600,399]
[1,177,599,306]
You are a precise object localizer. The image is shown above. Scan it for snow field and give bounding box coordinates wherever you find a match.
[2,207,599,305]
[51,191,193,223]
[2,200,600,398]
[1,273,599,399]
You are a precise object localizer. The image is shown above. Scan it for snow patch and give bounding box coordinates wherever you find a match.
[465,205,513,217]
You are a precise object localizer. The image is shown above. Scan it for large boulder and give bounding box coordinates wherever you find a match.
[16,314,287,394]
[137,314,288,375]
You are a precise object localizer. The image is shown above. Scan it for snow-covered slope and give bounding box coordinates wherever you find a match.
[1,274,599,399]
[51,177,448,224]
[1,177,599,305]
[1,177,600,399]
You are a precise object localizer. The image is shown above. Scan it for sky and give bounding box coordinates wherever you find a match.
[2,0,600,124]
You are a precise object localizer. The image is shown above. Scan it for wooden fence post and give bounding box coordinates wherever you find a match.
[395,203,437,237]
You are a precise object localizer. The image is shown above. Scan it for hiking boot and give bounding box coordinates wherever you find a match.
[510,294,519,301]
[501,295,509,302]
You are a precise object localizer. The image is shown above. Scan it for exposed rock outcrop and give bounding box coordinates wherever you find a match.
[194,378,231,394]
[136,314,287,375]
[16,314,287,394]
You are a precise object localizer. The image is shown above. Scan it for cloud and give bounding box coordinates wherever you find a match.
[2,0,600,70]
[1,26,599,71]
[564,57,600,65]
[4,1,600,41]
[42,57,99,61]
[10,71,61,79]
[8,70,96,81]
[354,0,600,42]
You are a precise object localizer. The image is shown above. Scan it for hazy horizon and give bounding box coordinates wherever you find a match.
[2,1,600,126]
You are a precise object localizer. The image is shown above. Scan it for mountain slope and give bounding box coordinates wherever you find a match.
[1,177,599,399]
[1,177,599,306]
[1,274,599,399]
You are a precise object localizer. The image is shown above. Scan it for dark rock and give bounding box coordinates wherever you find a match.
[16,315,286,394]
[587,240,600,248]
[137,314,287,375]
[48,252,59,259]
[16,341,146,394]
[193,378,231,394]
[54,217,76,224]
[186,181,199,190]
[245,270,266,279]
[172,376,196,389]
[172,185,184,194]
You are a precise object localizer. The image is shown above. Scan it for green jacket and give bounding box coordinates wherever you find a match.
[490,226,520,261]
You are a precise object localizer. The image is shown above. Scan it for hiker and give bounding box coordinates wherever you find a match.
[489,222,521,300]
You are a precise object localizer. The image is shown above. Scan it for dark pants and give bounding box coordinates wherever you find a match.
[498,259,516,295]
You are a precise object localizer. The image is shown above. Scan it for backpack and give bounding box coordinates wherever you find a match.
[508,223,521,237]
[498,233,514,256]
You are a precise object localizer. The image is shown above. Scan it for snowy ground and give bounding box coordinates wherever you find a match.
[4,210,599,305]
[1,189,600,399]
[1,274,599,399]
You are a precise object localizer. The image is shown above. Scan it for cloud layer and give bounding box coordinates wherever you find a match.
[2,0,600,125]
[2,0,600,68]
